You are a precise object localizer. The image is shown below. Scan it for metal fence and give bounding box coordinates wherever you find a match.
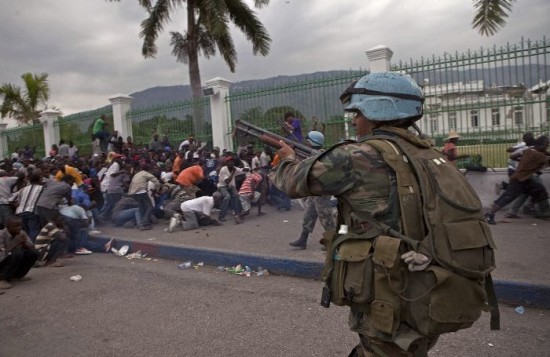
[127,98,211,150]
[56,108,113,155]
[394,37,550,168]
[3,37,548,169]
[1,123,45,158]
[227,70,368,149]
[226,38,549,168]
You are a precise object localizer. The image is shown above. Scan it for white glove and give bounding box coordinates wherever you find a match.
[401,251,431,272]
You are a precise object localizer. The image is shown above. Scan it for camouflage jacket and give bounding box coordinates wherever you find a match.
[270,128,427,234]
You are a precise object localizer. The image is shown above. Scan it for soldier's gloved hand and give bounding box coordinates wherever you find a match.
[401,251,431,272]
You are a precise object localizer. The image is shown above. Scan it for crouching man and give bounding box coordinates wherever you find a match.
[0,215,39,290]
[178,192,222,231]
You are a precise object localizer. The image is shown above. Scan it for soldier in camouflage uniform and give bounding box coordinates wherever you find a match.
[270,72,436,356]
[289,131,336,249]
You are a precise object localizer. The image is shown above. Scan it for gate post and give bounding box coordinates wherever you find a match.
[109,94,134,141]
[205,77,233,151]
[366,45,393,73]
[0,123,8,159]
[40,109,61,156]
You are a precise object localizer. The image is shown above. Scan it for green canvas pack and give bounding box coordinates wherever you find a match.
[321,130,499,339]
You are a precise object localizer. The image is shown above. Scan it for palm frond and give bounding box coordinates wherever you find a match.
[196,25,217,59]
[139,0,174,58]
[170,31,189,63]
[253,0,270,9]
[472,0,514,36]
[225,0,271,56]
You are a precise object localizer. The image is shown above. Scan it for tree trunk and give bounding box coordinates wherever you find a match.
[187,0,203,136]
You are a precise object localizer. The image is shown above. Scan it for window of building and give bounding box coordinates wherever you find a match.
[448,112,457,130]
[430,118,438,133]
[514,106,523,126]
[470,110,479,127]
[491,108,500,126]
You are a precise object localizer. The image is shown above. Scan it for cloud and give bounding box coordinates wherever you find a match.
[0,0,548,118]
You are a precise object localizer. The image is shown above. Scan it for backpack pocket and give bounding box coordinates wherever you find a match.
[329,238,374,308]
[405,266,486,337]
[439,220,497,278]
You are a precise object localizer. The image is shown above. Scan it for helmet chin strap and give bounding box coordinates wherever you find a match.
[411,122,423,136]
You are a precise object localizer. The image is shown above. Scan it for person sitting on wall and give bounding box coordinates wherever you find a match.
[92,115,110,152]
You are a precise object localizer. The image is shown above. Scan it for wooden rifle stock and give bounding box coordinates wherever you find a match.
[234,119,315,160]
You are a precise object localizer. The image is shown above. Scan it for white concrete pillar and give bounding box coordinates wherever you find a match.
[0,123,8,159]
[366,45,393,73]
[39,109,61,156]
[109,94,133,140]
[205,77,234,151]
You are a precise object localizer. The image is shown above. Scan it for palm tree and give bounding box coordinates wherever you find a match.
[0,72,52,125]
[472,0,515,36]
[135,0,271,130]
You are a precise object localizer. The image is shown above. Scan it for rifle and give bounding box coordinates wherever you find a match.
[234,119,316,160]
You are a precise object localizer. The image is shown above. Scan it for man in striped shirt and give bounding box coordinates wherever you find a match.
[234,170,266,224]
[11,171,44,242]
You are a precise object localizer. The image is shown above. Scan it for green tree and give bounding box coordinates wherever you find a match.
[472,0,514,36]
[0,72,53,125]
[124,0,271,130]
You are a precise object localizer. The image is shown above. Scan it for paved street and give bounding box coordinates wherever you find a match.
[1,254,549,357]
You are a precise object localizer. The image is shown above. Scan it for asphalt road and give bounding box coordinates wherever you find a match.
[0,254,548,357]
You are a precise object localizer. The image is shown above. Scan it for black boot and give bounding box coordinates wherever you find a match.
[289,229,309,249]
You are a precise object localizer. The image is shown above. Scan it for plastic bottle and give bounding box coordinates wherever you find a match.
[178,261,192,269]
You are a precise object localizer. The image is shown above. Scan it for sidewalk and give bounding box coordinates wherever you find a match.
[91,202,550,309]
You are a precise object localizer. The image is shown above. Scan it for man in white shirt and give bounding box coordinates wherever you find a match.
[216,157,246,221]
[179,193,222,231]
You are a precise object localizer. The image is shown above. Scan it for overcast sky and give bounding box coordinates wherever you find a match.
[0,0,548,119]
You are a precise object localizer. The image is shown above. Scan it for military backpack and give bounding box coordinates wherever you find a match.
[321,128,499,339]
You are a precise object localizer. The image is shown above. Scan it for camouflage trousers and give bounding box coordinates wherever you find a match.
[302,196,336,233]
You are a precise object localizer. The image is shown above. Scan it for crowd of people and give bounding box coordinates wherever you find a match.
[0,111,332,291]
[486,131,550,224]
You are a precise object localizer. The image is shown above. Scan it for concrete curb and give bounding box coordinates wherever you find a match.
[93,236,550,310]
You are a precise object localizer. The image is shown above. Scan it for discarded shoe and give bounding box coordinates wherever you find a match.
[485,213,496,225]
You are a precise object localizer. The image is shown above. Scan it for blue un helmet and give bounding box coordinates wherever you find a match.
[306,131,324,149]
[339,72,424,122]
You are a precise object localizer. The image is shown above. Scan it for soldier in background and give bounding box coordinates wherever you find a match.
[288,131,335,250]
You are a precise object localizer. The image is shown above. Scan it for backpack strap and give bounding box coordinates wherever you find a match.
[364,139,425,242]
[485,273,501,330]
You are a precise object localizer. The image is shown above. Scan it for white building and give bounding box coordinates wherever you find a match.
[417,79,550,137]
